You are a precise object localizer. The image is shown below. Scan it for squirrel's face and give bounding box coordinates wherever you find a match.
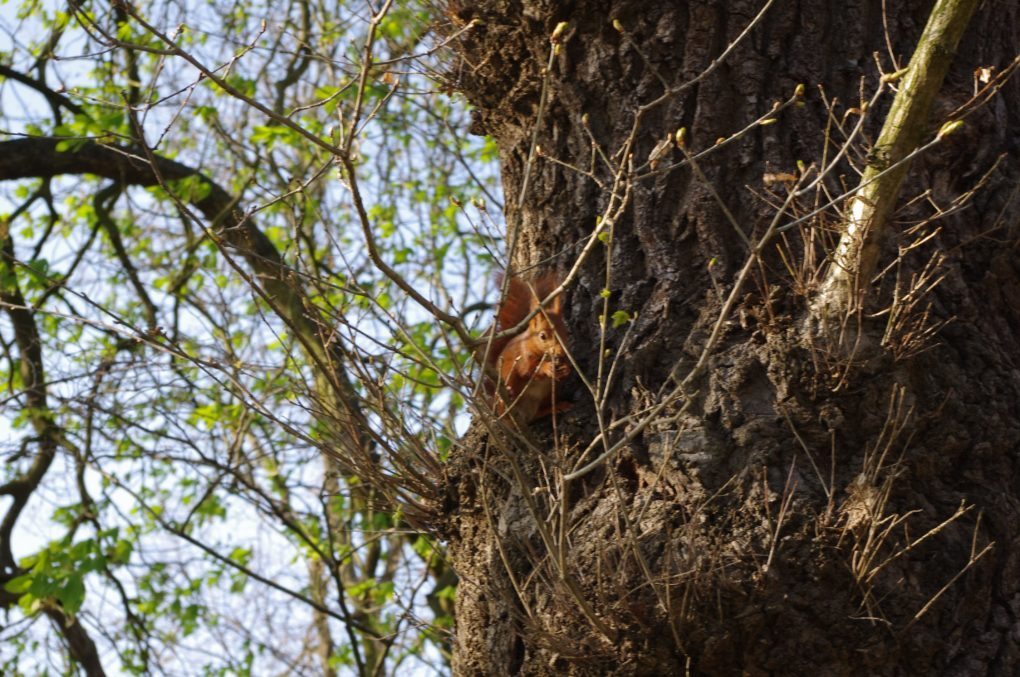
[530,315,570,379]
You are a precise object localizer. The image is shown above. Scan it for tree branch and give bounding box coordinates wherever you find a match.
[811,0,980,322]
[42,604,107,677]
[0,137,373,461]
[0,64,84,118]
[0,213,106,677]
[0,137,439,506]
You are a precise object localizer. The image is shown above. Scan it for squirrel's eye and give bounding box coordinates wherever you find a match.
[539,331,548,341]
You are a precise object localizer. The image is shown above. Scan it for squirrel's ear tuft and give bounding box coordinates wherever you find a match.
[534,273,558,300]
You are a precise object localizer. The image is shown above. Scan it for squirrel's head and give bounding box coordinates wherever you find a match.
[529,295,570,379]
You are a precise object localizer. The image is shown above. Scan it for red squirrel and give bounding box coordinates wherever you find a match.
[484,274,572,423]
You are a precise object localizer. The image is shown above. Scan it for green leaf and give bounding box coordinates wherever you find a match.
[56,574,86,614]
[3,573,33,595]
[610,310,631,328]
[110,539,134,565]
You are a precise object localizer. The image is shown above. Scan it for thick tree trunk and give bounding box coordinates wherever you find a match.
[443,1,1020,674]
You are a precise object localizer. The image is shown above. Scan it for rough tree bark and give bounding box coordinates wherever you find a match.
[442,0,1020,674]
